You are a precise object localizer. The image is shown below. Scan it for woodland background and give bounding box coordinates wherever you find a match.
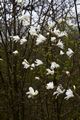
[0,0,80,120]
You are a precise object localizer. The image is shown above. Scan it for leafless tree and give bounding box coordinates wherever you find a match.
[0,0,80,120]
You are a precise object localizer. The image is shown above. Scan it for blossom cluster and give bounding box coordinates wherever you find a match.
[26,82,74,100]
[7,18,75,103]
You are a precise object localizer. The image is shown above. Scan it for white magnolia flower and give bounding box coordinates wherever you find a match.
[35,25,40,32]
[11,35,20,42]
[19,15,30,26]
[48,22,55,29]
[58,31,67,37]
[46,69,54,75]
[13,50,18,55]
[53,84,65,98]
[66,48,74,57]
[16,0,23,3]
[73,85,76,90]
[51,37,56,42]
[57,40,64,49]
[36,34,46,45]
[50,10,52,15]
[65,89,74,100]
[31,63,35,68]
[54,27,67,37]
[30,63,35,70]
[20,37,27,45]
[29,26,37,36]
[22,59,30,69]
[50,62,60,70]
[23,20,30,26]
[60,50,64,55]
[0,58,3,61]
[66,71,70,75]
[35,77,40,80]
[46,82,54,90]
[58,19,65,23]
[35,59,43,66]
[19,14,29,21]
[26,87,38,98]
[67,20,75,26]
[47,32,49,35]
[54,27,61,36]
[30,68,34,70]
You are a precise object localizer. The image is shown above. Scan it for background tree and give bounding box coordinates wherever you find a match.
[0,0,80,120]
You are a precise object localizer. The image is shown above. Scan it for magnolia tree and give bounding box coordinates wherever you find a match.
[0,0,80,120]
